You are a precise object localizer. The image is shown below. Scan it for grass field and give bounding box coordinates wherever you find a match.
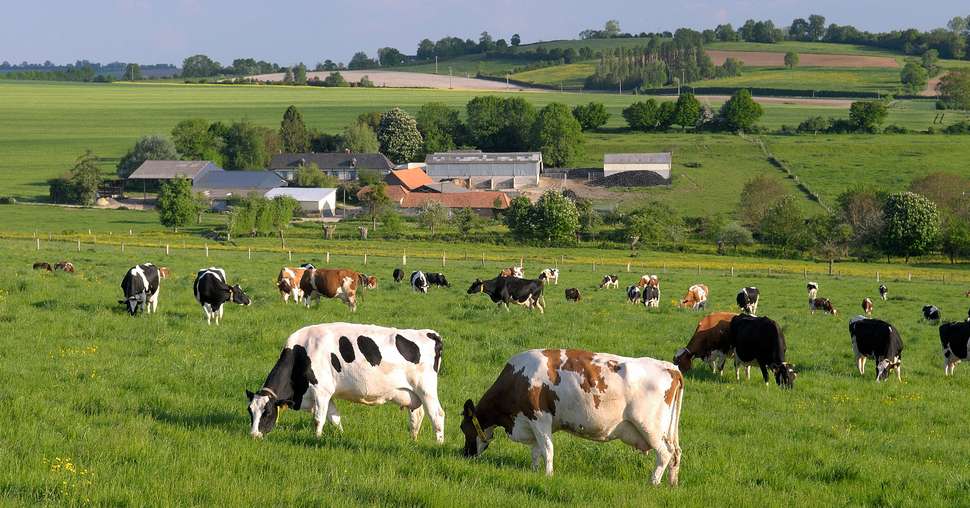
[705,41,901,57]
[692,67,902,94]
[2,236,969,505]
[509,63,595,88]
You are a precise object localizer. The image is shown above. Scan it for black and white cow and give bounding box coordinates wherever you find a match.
[879,284,888,301]
[565,288,581,302]
[736,287,760,315]
[424,272,450,288]
[729,315,796,388]
[642,285,660,308]
[626,285,641,304]
[923,305,941,323]
[246,322,444,442]
[940,320,970,376]
[599,274,619,289]
[393,268,405,283]
[119,263,160,316]
[848,316,904,382]
[411,271,429,293]
[193,267,252,325]
[468,277,545,313]
[538,268,559,285]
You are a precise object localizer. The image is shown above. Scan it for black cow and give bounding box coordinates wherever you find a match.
[626,285,641,304]
[424,272,450,288]
[468,277,545,313]
[879,284,888,301]
[565,288,581,302]
[940,321,970,376]
[119,263,161,316]
[641,285,660,308]
[729,315,796,388]
[193,267,251,325]
[411,271,429,293]
[736,287,760,315]
[923,305,941,323]
[849,316,903,382]
[393,268,405,283]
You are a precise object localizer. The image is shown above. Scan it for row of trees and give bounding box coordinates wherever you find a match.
[623,90,762,132]
[181,55,281,78]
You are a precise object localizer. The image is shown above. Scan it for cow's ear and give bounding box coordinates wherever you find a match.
[118,300,126,304]
[246,390,255,401]
[463,399,476,417]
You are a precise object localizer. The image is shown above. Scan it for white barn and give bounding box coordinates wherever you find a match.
[425,151,542,189]
[603,153,672,179]
[264,187,338,217]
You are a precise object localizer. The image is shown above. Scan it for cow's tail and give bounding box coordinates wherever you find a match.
[666,371,684,484]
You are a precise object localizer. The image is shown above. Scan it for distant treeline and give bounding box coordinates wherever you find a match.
[0,60,177,82]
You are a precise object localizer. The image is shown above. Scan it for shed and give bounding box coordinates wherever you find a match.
[265,187,337,217]
[269,153,394,181]
[400,191,511,218]
[193,171,286,209]
[127,160,221,181]
[424,151,542,189]
[602,153,672,179]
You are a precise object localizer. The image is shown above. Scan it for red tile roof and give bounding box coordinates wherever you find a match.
[356,184,409,204]
[388,167,433,190]
[401,191,510,210]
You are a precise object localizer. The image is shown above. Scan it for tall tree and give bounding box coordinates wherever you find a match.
[939,69,970,110]
[531,191,580,245]
[293,63,307,84]
[377,108,423,164]
[280,105,310,152]
[511,34,521,46]
[117,135,179,178]
[881,192,941,262]
[848,101,888,132]
[672,93,701,130]
[900,62,929,94]
[758,196,811,251]
[531,102,584,167]
[416,102,463,154]
[222,121,268,170]
[157,176,198,232]
[181,54,221,77]
[719,89,763,131]
[343,121,380,153]
[571,102,610,131]
[171,119,223,163]
[739,175,787,229]
[807,14,826,41]
[417,200,448,236]
[122,63,142,80]
[360,183,390,229]
[604,20,621,38]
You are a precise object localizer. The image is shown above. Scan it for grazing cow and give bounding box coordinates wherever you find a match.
[54,261,75,273]
[158,266,171,279]
[807,282,818,301]
[119,263,161,316]
[923,305,941,323]
[642,285,660,308]
[849,316,904,382]
[468,277,545,313]
[393,268,405,283]
[460,349,683,484]
[879,284,888,301]
[862,298,873,316]
[299,268,360,311]
[940,321,970,376]
[680,284,709,310]
[729,315,796,388]
[673,312,737,374]
[246,322,445,443]
[277,267,308,303]
[626,285,641,303]
[32,262,52,271]
[811,298,838,315]
[599,275,619,289]
[424,272,450,288]
[736,287,760,315]
[565,288,581,302]
[411,271,429,293]
[538,268,560,285]
[499,266,525,278]
[193,267,252,325]
[637,275,660,289]
[357,273,378,290]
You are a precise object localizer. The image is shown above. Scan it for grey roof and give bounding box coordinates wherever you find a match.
[264,187,337,201]
[193,170,286,190]
[269,153,394,171]
[128,160,219,180]
[604,153,672,165]
[419,182,470,193]
[426,152,542,165]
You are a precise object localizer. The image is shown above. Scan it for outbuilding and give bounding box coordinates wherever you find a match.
[603,153,672,179]
[264,187,338,217]
[425,151,542,189]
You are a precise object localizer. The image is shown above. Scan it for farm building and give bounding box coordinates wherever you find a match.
[386,167,433,190]
[400,191,511,218]
[270,152,394,181]
[127,160,222,182]
[264,187,337,217]
[193,170,286,209]
[602,153,672,180]
[425,151,542,189]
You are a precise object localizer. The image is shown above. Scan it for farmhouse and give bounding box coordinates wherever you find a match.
[193,170,286,209]
[270,152,395,181]
[602,153,672,180]
[425,151,542,189]
[264,187,338,217]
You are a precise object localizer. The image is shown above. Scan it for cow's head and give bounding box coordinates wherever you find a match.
[230,285,252,306]
[772,363,797,388]
[118,292,146,316]
[460,399,493,457]
[366,276,378,289]
[246,389,293,438]
[438,275,450,287]
[673,348,694,372]
[467,279,485,295]
[875,357,900,382]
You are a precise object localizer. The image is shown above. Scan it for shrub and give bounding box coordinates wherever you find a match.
[0,196,16,204]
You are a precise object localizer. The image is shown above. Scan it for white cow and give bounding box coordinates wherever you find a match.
[538,268,559,285]
[247,323,445,443]
[460,349,684,485]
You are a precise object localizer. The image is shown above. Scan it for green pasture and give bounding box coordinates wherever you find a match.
[510,63,596,88]
[705,41,902,57]
[691,67,902,94]
[1,237,968,505]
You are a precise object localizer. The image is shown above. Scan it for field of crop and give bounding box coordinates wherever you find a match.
[691,67,902,94]
[509,63,595,89]
[2,235,969,505]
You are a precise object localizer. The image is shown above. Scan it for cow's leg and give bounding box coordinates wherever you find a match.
[859,356,867,375]
[149,292,159,313]
[312,389,335,438]
[408,405,425,441]
[535,297,545,315]
[896,361,902,382]
[759,363,770,386]
[734,358,741,381]
[535,428,554,476]
[745,366,751,380]
[217,305,225,325]
[414,385,445,444]
[327,402,342,432]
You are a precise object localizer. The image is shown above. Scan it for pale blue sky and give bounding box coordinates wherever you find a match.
[1,0,965,65]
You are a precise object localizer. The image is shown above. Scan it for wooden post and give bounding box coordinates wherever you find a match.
[876,271,880,282]
[76,239,80,252]
[288,251,292,262]
[129,229,132,236]
[48,233,52,241]
[442,252,446,267]
[908,273,912,281]
[482,252,486,267]
[768,267,772,276]
[731,266,735,277]
[205,243,209,257]
[663,263,667,274]
[804,268,807,279]
[626,262,631,272]
[364,253,368,265]
[698,265,701,275]
[592,262,596,272]
[402,250,407,266]
[122,243,125,253]
[166,244,170,255]
[326,252,330,264]
[248,248,251,260]
[35,238,40,250]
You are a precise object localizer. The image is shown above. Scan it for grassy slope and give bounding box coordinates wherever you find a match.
[1,237,969,505]
[691,67,901,93]
[509,63,595,88]
[705,41,901,57]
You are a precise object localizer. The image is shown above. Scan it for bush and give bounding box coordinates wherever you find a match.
[571,102,610,131]
[0,196,16,204]
[883,124,909,134]
[797,116,832,134]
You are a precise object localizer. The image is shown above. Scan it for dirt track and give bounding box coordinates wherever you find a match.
[707,50,899,68]
[249,70,528,91]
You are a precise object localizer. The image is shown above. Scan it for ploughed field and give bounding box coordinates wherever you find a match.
[2,238,969,505]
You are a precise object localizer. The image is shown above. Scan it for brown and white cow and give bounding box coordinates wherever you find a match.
[862,298,873,316]
[460,349,684,485]
[32,262,52,271]
[673,312,738,374]
[637,275,659,289]
[158,266,171,279]
[54,261,75,273]
[277,267,308,303]
[299,268,360,311]
[499,266,525,278]
[680,284,709,310]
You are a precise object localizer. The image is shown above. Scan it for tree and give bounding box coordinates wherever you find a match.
[181,54,221,77]
[836,187,886,256]
[948,16,969,34]
[357,111,383,131]
[759,196,810,251]
[572,102,610,131]
[157,176,197,231]
[50,150,103,205]
[416,102,464,153]
[295,164,338,188]
[623,203,685,247]
[530,191,580,245]
[672,93,701,130]
[343,121,380,153]
[282,68,294,83]
[881,192,941,262]
[604,20,621,38]
[478,32,495,53]
[378,47,405,67]
[623,100,660,131]
[531,102,584,167]
[739,175,787,229]
[808,14,826,41]
[117,135,178,178]
[293,63,307,84]
[466,96,536,151]
[809,213,852,269]
[900,61,929,94]
[909,172,970,219]
[789,18,810,41]
[719,222,754,252]
[359,183,390,229]
[504,196,535,240]
[122,63,142,80]
[171,119,223,163]
[921,49,941,77]
[222,120,268,170]
[451,207,482,237]
[280,105,310,152]
[574,198,600,237]
[348,51,376,70]
[719,89,763,131]
[939,69,970,110]
[322,71,348,87]
[417,200,448,236]
[511,34,521,46]
[784,51,800,69]
[848,101,888,132]
[941,220,970,263]
[377,108,423,164]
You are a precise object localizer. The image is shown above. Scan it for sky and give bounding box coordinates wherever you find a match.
[1,0,966,66]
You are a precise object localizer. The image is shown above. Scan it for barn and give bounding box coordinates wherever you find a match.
[270,153,395,181]
[264,187,338,217]
[425,151,542,189]
[603,153,672,179]
[193,171,286,209]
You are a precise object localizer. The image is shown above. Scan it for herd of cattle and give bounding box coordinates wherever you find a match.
[31,258,970,484]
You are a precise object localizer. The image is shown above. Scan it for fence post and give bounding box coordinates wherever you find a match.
[592,262,596,272]
[364,253,368,265]
[48,233,52,241]
[626,262,630,272]
[804,268,807,279]
[35,238,40,250]
[908,273,911,281]
[248,248,251,260]
[122,243,125,253]
[663,263,667,274]
[481,252,486,267]
[288,251,292,262]
[768,267,772,276]
[403,250,407,266]
[442,252,446,267]
[519,257,524,268]
[698,265,701,275]
[76,239,81,252]
[205,243,209,258]
[166,244,170,255]
[876,271,880,282]
[129,229,132,236]
[731,266,735,277]
[326,252,330,264]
